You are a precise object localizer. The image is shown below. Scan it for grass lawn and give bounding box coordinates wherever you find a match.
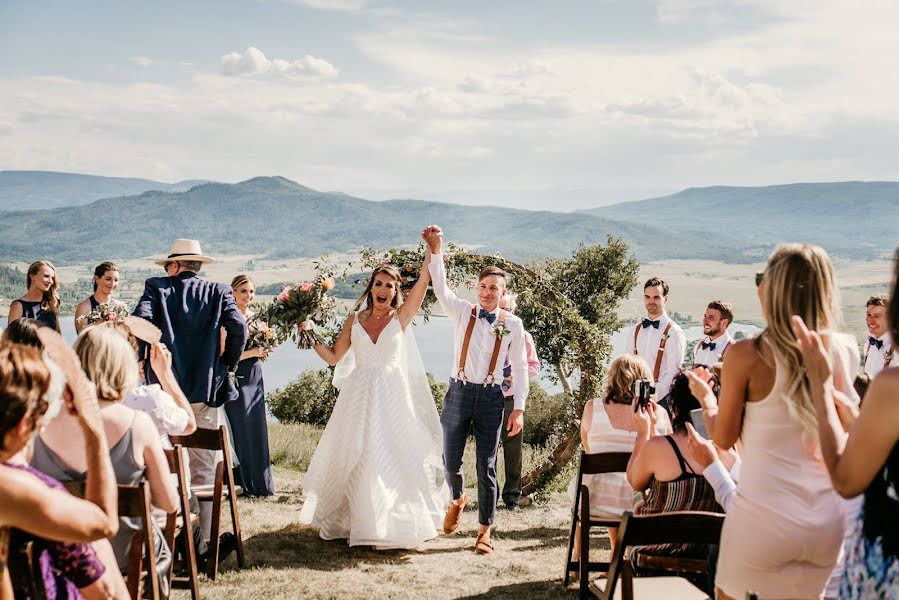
[171,423,606,599]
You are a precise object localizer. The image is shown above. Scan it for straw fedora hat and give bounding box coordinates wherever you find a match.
[154,239,215,266]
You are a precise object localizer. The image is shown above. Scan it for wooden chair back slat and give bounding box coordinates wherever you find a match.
[592,510,724,600]
[564,450,633,598]
[62,480,161,600]
[163,444,200,600]
[168,426,246,580]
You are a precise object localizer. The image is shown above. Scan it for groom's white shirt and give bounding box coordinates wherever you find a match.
[429,253,530,411]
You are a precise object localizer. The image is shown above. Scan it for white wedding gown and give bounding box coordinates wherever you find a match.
[299,315,447,549]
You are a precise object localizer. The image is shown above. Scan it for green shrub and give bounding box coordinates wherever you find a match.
[268,368,448,426]
[267,369,337,427]
[523,382,575,448]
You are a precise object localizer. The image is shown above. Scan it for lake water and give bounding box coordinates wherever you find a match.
[1,316,760,392]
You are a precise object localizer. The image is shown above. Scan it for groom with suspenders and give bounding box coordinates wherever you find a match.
[423,225,529,555]
[633,277,686,410]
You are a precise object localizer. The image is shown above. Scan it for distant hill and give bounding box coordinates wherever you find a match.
[0,176,740,264]
[0,170,213,210]
[0,176,892,265]
[579,182,899,260]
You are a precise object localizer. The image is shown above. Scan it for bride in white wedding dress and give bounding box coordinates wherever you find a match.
[299,247,447,549]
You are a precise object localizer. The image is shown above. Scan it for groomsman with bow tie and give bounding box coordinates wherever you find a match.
[632,277,686,407]
[863,294,898,376]
[693,300,734,366]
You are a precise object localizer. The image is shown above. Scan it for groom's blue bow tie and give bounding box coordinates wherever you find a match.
[642,318,660,329]
[869,336,884,350]
[701,340,716,351]
[479,309,496,324]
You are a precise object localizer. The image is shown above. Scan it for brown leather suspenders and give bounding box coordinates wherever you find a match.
[633,321,673,382]
[457,307,507,386]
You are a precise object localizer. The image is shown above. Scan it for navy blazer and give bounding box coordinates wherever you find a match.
[133,272,247,406]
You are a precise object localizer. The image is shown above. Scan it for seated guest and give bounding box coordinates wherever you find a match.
[627,370,724,560]
[568,355,671,560]
[793,248,899,598]
[30,325,178,594]
[106,322,197,444]
[862,293,898,376]
[0,338,127,599]
[693,300,734,365]
[693,243,860,600]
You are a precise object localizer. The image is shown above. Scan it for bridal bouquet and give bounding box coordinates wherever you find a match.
[75,302,131,327]
[245,316,278,353]
[252,275,337,349]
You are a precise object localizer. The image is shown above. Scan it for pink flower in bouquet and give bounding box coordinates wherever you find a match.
[299,282,315,292]
[277,288,290,302]
[106,314,117,321]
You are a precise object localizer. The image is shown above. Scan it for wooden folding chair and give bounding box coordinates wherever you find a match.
[563,451,631,599]
[65,480,162,600]
[163,445,200,600]
[8,541,46,600]
[589,510,725,600]
[170,426,245,580]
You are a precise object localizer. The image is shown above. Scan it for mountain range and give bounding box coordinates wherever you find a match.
[0,172,895,264]
[0,170,211,210]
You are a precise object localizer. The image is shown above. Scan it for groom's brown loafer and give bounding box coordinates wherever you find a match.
[443,495,468,534]
[474,533,494,555]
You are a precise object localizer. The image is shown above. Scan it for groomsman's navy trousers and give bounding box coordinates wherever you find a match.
[441,379,505,526]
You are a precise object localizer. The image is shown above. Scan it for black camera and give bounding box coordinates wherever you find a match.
[631,379,653,412]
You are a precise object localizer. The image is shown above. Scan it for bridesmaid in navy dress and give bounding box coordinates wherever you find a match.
[74,261,123,333]
[223,274,275,496]
[7,260,61,332]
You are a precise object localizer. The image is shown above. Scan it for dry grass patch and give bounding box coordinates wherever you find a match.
[173,425,605,599]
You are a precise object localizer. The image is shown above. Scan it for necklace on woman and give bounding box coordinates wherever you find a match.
[371,310,391,320]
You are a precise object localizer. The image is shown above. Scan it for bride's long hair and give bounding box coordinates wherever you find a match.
[755,243,840,437]
[353,264,404,312]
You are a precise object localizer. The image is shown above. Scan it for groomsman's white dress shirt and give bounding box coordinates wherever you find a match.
[633,312,687,399]
[863,332,899,377]
[429,253,530,410]
[693,331,734,366]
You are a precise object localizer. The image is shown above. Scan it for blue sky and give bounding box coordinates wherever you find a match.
[1,0,897,210]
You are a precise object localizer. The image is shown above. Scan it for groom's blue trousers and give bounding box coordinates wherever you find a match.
[441,379,505,526]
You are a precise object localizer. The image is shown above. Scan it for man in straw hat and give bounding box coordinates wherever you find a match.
[134,239,247,549]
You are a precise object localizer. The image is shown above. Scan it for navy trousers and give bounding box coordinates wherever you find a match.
[440,379,505,526]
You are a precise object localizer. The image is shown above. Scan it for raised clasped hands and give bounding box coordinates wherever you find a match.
[421,225,442,254]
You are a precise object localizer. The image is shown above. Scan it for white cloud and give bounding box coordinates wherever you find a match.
[220,47,338,78]
[280,0,365,12]
[130,56,154,68]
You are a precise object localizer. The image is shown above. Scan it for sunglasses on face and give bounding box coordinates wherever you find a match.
[755,271,764,287]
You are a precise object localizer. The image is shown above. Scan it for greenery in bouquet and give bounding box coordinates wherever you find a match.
[245,316,279,353]
[250,274,337,349]
[75,302,132,327]
[360,242,473,321]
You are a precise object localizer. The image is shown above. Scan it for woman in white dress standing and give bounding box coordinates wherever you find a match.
[299,240,446,549]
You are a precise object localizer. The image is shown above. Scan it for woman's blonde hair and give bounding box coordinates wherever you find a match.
[603,354,653,404]
[231,274,252,291]
[26,260,60,315]
[756,243,840,437]
[74,324,139,402]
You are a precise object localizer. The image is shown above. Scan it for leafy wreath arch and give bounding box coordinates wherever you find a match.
[360,237,639,495]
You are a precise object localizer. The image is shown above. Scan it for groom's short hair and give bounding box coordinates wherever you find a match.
[479,266,506,285]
